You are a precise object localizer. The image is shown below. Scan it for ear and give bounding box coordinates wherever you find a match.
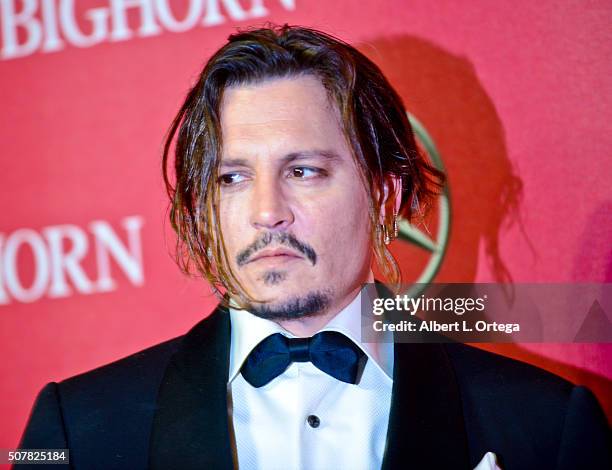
[379,174,403,224]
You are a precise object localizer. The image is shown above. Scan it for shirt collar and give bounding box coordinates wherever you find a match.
[228,287,394,384]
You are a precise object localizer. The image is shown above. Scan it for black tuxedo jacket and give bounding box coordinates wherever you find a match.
[19,306,610,470]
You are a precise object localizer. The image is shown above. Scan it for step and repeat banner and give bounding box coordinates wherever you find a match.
[1,0,611,448]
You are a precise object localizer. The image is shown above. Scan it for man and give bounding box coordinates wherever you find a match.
[19,25,609,469]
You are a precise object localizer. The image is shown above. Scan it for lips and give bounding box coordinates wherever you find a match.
[248,247,303,263]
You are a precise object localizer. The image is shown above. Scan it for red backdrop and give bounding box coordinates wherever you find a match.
[1,0,611,452]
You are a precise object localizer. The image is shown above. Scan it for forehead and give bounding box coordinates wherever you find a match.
[219,75,347,159]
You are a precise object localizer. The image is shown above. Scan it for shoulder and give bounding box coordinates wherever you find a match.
[54,336,185,439]
[20,309,230,468]
[57,307,229,395]
[20,335,188,467]
[443,343,610,468]
[53,308,228,409]
[443,342,576,424]
[59,335,183,399]
[443,342,574,400]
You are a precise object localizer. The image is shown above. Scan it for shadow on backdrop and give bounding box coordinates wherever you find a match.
[359,35,611,421]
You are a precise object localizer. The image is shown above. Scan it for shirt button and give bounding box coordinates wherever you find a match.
[307,415,320,428]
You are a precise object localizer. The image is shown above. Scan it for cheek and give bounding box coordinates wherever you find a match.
[219,197,247,261]
[308,189,372,268]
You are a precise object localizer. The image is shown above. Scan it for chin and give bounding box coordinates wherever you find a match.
[247,288,333,321]
[256,285,302,304]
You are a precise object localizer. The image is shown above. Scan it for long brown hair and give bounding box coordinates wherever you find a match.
[163,24,444,305]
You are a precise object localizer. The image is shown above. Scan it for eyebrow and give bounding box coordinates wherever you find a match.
[219,149,342,168]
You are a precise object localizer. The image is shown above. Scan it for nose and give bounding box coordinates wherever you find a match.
[249,176,294,230]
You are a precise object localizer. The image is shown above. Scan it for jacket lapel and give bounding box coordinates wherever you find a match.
[382,342,471,470]
[149,306,234,470]
[148,303,471,469]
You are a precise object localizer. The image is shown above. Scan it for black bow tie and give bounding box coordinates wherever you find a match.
[240,331,367,388]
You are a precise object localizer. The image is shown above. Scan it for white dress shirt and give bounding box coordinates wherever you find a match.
[227,290,501,470]
[228,290,394,470]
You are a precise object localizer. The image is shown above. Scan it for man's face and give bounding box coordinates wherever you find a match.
[218,75,373,319]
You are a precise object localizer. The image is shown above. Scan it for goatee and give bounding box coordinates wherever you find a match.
[248,290,331,321]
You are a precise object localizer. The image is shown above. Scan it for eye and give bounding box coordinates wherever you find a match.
[288,166,325,179]
[218,173,246,186]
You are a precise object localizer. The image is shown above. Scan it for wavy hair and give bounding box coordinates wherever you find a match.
[162,24,444,305]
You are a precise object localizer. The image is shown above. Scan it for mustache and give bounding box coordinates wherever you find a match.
[236,232,317,267]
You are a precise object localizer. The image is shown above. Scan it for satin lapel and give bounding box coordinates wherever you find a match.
[149,306,234,470]
[382,342,471,470]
